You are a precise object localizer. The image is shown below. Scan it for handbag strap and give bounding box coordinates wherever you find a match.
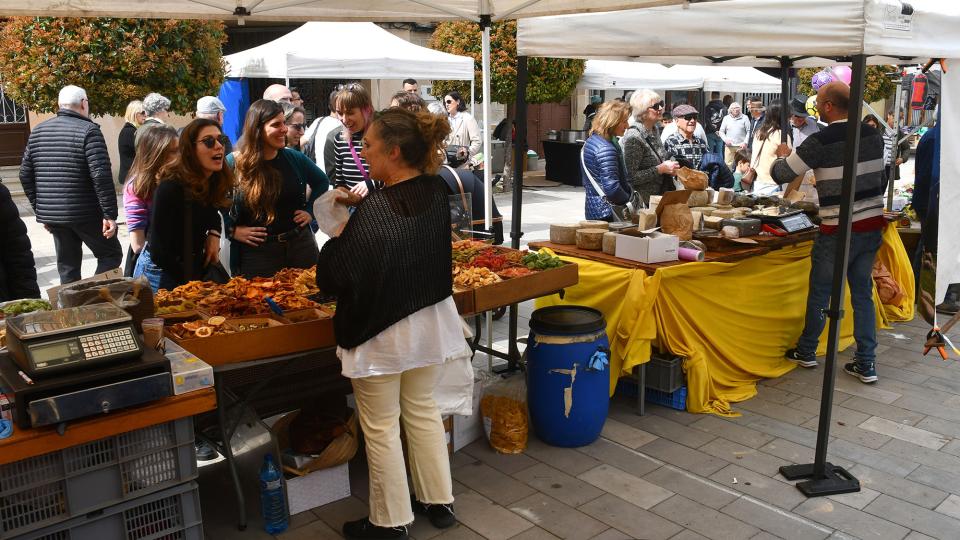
[752,137,767,168]
[581,147,613,209]
[346,135,376,193]
[443,165,471,216]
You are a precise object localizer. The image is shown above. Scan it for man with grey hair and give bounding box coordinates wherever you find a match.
[195,96,233,154]
[19,85,122,284]
[263,84,293,103]
[622,89,680,204]
[142,92,171,125]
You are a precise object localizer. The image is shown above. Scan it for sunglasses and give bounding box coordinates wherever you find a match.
[649,101,665,111]
[197,134,229,149]
[681,114,698,121]
[287,123,306,131]
[445,99,455,104]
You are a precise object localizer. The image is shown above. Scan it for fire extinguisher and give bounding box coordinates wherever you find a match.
[911,73,927,110]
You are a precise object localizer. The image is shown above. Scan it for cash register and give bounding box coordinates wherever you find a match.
[0,304,172,429]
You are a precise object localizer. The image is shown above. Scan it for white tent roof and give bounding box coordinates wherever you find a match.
[667,65,781,93]
[224,23,474,80]
[578,60,702,90]
[0,0,704,22]
[518,0,960,65]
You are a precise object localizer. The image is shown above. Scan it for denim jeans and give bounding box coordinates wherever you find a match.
[133,247,179,293]
[796,229,883,364]
[706,133,725,156]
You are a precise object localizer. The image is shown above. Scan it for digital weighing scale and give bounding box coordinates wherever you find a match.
[750,209,816,234]
[4,304,142,378]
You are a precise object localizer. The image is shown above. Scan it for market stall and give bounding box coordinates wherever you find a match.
[534,222,914,416]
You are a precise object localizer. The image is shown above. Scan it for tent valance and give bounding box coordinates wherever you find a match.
[578,60,702,90]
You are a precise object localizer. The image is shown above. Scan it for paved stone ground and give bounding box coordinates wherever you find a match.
[10,166,960,539]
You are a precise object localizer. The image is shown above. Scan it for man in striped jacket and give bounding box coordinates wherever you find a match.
[771,81,886,384]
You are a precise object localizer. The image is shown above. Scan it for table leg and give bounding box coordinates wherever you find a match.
[636,364,646,416]
[215,372,247,531]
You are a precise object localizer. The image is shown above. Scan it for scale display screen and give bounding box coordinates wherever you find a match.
[32,342,74,364]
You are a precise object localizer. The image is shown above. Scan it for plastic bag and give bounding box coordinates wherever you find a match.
[480,375,528,454]
[313,189,351,237]
[57,277,154,328]
[434,355,476,416]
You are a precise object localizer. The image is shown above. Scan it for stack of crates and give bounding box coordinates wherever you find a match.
[643,352,687,410]
[0,418,202,539]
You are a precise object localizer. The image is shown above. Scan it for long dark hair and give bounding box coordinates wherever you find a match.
[128,124,178,199]
[164,118,233,207]
[756,101,784,142]
[371,108,451,174]
[445,90,467,113]
[235,99,285,224]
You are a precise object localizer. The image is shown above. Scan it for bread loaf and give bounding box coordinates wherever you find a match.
[636,209,657,230]
[703,216,724,230]
[576,228,607,250]
[602,232,619,255]
[677,167,708,190]
[550,223,580,244]
[686,190,711,208]
[717,188,735,205]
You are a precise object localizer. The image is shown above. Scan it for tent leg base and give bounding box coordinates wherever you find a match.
[780,463,860,497]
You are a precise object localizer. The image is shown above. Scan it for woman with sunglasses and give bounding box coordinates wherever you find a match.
[283,102,307,152]
[581,101,634,221]
[316,107,468,540]
[133,119,234,292]
[621,89,680,205]
[663,103,710,170]
[122,124,178,276]
[226,99,328,278]
[442,90,480,168]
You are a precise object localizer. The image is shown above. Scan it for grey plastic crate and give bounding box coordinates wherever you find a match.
[0,417,196,539]
[22,481,202,540]
[645,352,684,393]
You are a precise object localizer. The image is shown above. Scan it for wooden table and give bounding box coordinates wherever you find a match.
[529,241,770,273]
[0,388,216,466]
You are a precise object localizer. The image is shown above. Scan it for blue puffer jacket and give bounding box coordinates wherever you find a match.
[581,134,631,220]
[699,152,735,189]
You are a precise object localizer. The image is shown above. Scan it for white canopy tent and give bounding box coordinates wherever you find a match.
[519,0,960,305]
[667,65,781,94]
[224,22,474,81]
[578,60,702,89]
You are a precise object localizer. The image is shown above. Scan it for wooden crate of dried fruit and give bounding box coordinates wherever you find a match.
[450,241,579,315]
[158,281,337,366]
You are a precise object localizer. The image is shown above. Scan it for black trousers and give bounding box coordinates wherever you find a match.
[237,226,318,279]
[47,221,123,285]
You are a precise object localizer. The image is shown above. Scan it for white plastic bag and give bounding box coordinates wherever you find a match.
[434,355,475,416]
[313,190,351,238]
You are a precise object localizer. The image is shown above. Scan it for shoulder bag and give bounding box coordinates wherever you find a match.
[741,138,764,190]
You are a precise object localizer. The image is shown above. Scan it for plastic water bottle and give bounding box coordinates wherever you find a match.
[259,453,288,534]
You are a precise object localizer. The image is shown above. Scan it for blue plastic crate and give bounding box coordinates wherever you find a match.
[645,386,687,411]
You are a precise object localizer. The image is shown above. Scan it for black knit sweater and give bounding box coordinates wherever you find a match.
[316,174,453,349]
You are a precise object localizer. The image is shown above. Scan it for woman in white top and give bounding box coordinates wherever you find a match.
[443,90,481,166]
[750,101,791,195]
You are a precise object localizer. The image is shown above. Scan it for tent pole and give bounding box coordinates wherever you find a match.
[779,54,867,498]
[481,16,492,230]
[887,78,903,210]
[780,57,790,144]
[496,54,528,374]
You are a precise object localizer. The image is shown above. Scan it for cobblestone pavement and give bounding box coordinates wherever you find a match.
[11,168,960,540]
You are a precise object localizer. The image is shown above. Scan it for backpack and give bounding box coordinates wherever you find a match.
[705,101,725,134]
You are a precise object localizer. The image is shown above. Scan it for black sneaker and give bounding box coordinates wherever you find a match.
[843,362,878,384]
[342,517,408,540]
[411,495,456,529]
[785,348,818,368]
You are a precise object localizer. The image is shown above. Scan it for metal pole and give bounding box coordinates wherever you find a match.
[780,54,867,498]
[780,57,791,144]
[480,16,494,369]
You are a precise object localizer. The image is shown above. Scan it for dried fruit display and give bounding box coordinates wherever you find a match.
[155,266,321,317]
[453,266,502,289]
[497,267,535,279]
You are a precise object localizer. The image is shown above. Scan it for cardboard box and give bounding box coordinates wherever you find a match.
[453,260,578,315]
[615,230,679,263]
[284,462,351,515]
[166,351,214,395]
[46,268,122,307]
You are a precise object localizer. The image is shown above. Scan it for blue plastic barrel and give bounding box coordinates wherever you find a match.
[526,306,610,447]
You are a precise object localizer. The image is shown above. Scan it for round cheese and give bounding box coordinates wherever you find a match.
[579,220,609,231]
[602,232,619,255]
[576,228,607,250]
[550,223,581,244]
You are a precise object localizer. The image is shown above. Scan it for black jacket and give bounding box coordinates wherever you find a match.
[0,182,40,302]
[19,109,117,224]
[117,121,137,185]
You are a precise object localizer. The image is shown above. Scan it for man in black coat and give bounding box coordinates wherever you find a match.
[0,182,40,302]
[19,85,122,284]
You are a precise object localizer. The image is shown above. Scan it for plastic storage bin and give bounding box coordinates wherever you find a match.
[23,481,202,540]
[0,418,196,538]
[646,386,688,411]
[645,352,684,393]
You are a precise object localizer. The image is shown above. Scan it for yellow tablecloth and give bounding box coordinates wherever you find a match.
[536,223,914,416]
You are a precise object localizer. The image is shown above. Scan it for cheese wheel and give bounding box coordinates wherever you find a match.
[579,220,609,231]
[602,232,619,255]
[550,223,580,244]
[712,209,738,219]
[576,228,607,250]
[687,190,711,208]
[691,206,715,216]
[703,216,725,230]
[717,188,735,205]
